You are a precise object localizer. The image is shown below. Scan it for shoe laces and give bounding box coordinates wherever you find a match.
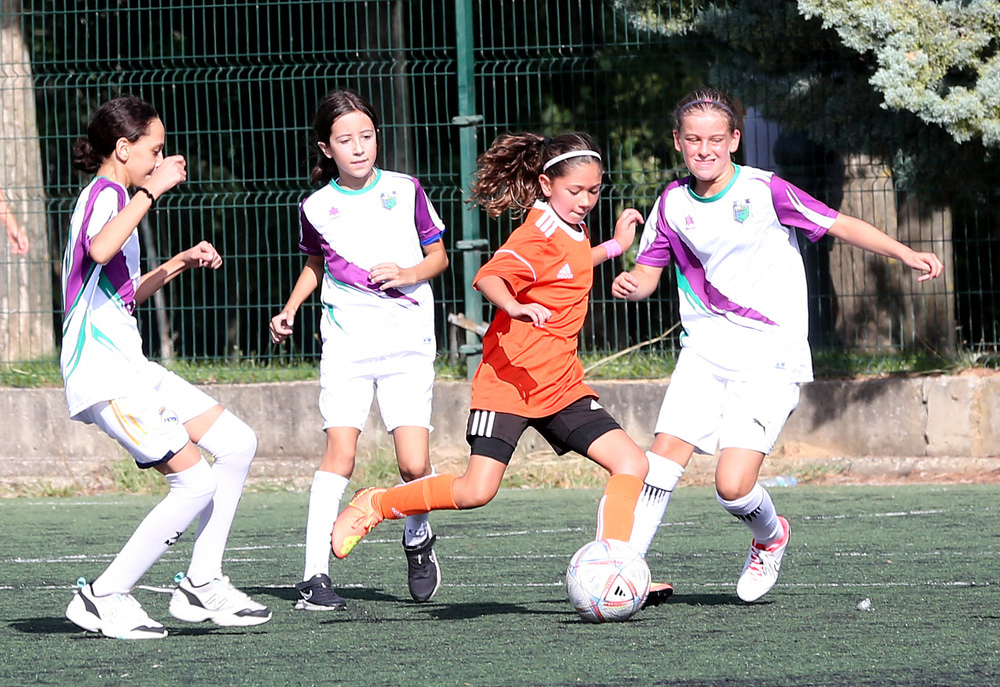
[106,593,153,623]
[213,576,253,604]
[745,544,778,579]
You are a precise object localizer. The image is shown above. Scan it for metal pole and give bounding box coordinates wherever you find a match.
[453,0,485,378]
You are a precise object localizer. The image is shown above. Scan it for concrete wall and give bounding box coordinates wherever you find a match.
[4,373,999,489]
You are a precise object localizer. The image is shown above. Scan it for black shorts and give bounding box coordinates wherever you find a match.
[466,396,622,464]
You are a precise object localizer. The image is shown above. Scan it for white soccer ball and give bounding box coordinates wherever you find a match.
[565,539,650,623]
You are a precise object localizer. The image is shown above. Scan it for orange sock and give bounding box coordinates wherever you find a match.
[376,474,459,519]
[596,473,643,542]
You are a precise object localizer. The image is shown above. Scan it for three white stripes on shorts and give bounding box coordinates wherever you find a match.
[470,410,496,437]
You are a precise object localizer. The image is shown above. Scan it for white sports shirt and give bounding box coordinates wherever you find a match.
[636,165,838,381]
[299,169,446,361]
[61,177,147,417]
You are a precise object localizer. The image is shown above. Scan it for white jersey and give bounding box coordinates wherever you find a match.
[60,177,148,417]
[636,165,837,381]
[299,168,446,362]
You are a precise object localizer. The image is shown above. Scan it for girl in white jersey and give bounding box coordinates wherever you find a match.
[269,90,449,610]
[612,88,944,603]
[62,96,271,639]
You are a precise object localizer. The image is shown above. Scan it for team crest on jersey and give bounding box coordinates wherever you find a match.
[380,191,398,210]
[733,199,752,224]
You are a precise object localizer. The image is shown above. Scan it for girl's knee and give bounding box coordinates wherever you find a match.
[398,462,432,483]
[452,478,498,509]
[715,478,752,502]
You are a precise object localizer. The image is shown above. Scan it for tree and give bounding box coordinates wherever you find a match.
[612,0,973,353]
[799,0,1000,148]
[0,0,55,364]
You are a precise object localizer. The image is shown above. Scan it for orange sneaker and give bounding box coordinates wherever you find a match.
[641,582,674,610]
[331,487,387,559]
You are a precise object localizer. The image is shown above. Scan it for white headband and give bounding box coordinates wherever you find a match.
[542,149,602,172]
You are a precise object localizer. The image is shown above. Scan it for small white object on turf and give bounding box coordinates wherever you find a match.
[66,583,167,640]
[736,515,790,602]
[169,575,272,626]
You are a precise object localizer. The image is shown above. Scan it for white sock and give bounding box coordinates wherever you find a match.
[185,411,257,586]
[717,483,783,546]
[629,451,685,556]
[402,467,435,548]
[92,459,216,596]
[303,470,350,581]
[403,513,432,548]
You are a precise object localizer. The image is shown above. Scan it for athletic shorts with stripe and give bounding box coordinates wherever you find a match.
[73,361,217,469]
[466,396,621,464]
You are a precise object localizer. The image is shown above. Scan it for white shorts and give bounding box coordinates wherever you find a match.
[319,350,434,432]
[75,362,218,468]
[655,354,800,456]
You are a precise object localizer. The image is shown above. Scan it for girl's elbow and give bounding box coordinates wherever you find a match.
[88,247,113,265]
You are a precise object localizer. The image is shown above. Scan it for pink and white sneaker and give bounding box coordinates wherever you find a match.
[736,516,790,602]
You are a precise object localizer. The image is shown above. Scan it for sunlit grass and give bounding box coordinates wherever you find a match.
[2,347,995,389]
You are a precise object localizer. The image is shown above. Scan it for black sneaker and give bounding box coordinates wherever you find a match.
[403,534,441,602]
[294,573,347,611]
[641,582,674,610]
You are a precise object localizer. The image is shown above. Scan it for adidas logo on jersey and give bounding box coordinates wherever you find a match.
[556,263,573,279]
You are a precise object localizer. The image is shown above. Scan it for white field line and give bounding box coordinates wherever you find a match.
[2,579,989,592]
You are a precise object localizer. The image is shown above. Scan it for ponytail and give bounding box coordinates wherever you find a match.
[469,132,602,218]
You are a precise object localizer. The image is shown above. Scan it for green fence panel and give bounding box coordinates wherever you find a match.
[0,0,996,379]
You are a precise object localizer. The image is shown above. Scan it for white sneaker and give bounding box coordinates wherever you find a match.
[66,583,167,640]
[169,575,272,627]
[736,516,790,602]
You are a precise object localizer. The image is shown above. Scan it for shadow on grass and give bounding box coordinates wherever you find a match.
[658,592,751,607]
[11,617,82,634]
[252,585,402,604]
[420,601,557,620]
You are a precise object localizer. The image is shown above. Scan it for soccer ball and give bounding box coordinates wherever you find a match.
[565,539,650,623]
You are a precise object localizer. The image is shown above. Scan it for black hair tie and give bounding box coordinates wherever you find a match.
[542,137,552,146]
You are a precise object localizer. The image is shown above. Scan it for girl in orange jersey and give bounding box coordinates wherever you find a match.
[331,132,649,567]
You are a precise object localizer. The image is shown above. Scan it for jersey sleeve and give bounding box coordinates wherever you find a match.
[297,199,324,256]
[411,177,446,245]
[474,226,546,296]
[82,185,124,245]
[635,195,674,268]
[769,175,837,243]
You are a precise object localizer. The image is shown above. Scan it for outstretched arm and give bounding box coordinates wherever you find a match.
[827,214,944,282]
[135,240,222,305]
[611,263,664,301]
[269,254,324,344]
[0,187,28,254]
[592,208,644,267]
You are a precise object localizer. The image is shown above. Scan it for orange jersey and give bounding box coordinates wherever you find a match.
[470,201,598,417]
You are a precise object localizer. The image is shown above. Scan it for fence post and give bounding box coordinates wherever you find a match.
[453,0,484,379]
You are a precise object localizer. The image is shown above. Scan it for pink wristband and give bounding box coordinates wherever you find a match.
[600,239,623,261]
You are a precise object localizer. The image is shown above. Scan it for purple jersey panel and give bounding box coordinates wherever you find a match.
[298,200,324,256]
[64,179,127,314]
[766,175,837,242]
[411,177,445,246]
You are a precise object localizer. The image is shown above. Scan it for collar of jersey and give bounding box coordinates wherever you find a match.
[330,168,382,195]
[532,200,587,242]
[96,175,126,191]
[686,164,741,203]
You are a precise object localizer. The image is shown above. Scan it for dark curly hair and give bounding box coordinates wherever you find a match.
[468,132,602,218]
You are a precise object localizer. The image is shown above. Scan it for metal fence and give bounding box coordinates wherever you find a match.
[1,0,996,375]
